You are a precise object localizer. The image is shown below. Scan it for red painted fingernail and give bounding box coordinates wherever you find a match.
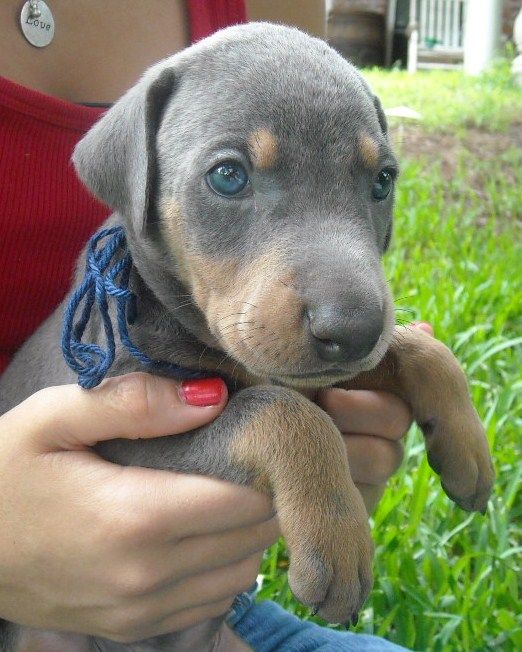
[179,378,227,406]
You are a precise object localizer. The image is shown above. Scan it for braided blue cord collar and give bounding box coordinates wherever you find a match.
[61,226,208,389]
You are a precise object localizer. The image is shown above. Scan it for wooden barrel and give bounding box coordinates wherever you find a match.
[327,8,385,67]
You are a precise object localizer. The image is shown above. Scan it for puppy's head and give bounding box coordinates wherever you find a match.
[73,23,397,387]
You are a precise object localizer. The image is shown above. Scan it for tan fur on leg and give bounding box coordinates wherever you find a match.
[339,326,495,512]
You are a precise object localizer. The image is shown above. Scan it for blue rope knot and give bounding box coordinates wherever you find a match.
[61,225,208,389]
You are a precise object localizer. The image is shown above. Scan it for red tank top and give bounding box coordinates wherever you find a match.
[0,0,246,375]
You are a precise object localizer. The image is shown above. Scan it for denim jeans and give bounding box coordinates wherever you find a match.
[227,588,411,652]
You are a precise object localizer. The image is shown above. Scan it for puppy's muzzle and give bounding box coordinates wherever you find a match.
[307,304,384,363]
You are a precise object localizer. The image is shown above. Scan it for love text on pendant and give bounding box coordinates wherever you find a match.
[25,17,52,31]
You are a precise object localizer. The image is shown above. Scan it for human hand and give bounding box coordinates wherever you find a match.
[317,322,435,513]
[0,373,278,643]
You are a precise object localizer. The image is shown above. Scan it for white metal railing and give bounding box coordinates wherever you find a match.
[418,0,466,50]
[408,0,467,72]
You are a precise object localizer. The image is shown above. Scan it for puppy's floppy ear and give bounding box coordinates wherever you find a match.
[73,63,177,234]
[372,95,388,136]
[358,76,388,136]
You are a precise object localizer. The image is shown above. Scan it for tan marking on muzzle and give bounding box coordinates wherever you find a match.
[194,248,290,330]
[184,246,301,365]
[358,134,380,169]
[248,128,278,170]
[199,248,311,376]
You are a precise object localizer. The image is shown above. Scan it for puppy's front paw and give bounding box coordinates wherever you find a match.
[287,504,373,624]
[423,412,495,513]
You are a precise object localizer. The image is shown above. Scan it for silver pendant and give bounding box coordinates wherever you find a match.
[20,1,55,48]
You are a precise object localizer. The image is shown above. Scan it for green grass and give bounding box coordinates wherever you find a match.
[258,64,522,651]
[363,60,522,131]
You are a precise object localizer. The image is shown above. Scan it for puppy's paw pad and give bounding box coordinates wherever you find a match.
[316,555,373,623]
[441,460,494,513]
[288,552,333,609]
[288,523,373,624]
[426,419,495,514]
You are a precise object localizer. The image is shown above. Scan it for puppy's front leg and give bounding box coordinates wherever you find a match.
[340,326,495,513]
[96,385,373,624]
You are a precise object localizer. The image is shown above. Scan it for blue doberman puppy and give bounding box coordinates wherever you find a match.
[0,23,494,652]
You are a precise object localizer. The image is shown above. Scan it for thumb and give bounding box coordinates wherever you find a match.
[7,373,227,452]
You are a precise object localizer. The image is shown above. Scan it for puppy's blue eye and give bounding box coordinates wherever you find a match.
[372,169,394,200]
[206,161,249,197]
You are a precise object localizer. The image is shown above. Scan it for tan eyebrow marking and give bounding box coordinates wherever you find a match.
[248,128,278,170]
[358,134,380,169]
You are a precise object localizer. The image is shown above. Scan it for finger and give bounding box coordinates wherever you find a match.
[152,597,236,638]
[100,596,235,643]
[118,552,261,630]
[147,516,280,583]
[343,433,404,485]
[144,597,236,641]
[317,389,412,439]
[103,469,275,540]
[8,373,228,451]
[411,321,434,336]
[149,551,261,615]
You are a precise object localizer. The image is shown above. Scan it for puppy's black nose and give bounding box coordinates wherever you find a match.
[307,305,384,363]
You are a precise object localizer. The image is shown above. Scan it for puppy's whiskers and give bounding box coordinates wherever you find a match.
[198,344,210,369]
[237,333,282,372]
[216,311,250,322]
[171,300,199,311]
[219,321,256,333]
